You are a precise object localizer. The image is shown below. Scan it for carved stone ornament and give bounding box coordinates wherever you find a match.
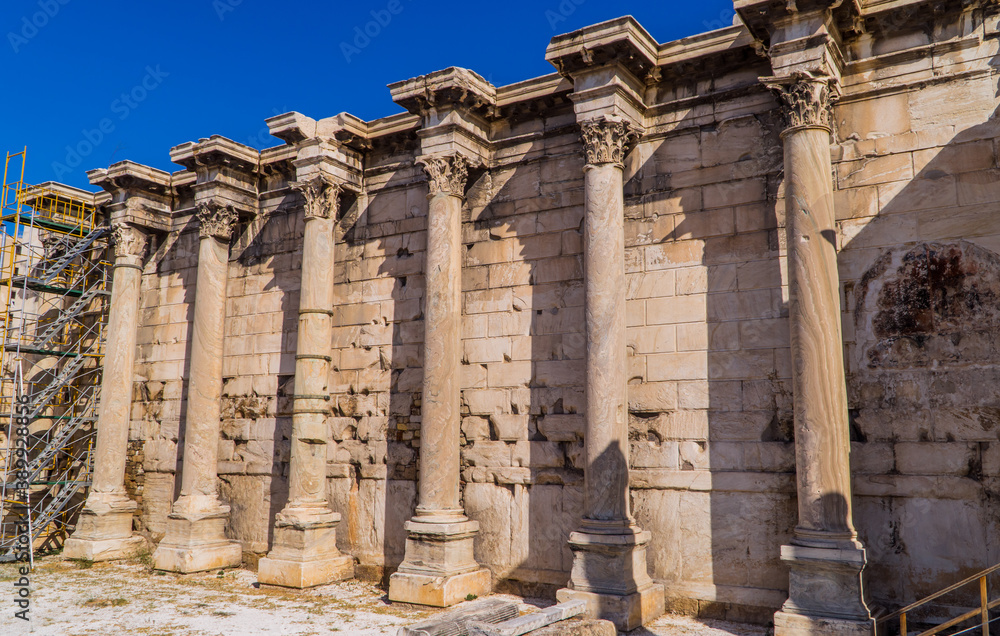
[418,154,469,197]
[291,176,342,221]
[111,222,148,260]
[763,71,838,130]
[580,117,639,168]
[196,201,239,241]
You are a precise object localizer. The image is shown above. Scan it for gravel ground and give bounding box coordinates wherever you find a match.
[0,556,770,635]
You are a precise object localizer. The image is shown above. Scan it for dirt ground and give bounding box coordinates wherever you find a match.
[0,556,771,635]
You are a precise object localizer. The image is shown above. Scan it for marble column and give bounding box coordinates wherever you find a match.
[388,153,491,607]
[556,116,664,632]
[258,176,354,588]
[153,201,243,574]
[64,222,149,561]
[766,73,874,636]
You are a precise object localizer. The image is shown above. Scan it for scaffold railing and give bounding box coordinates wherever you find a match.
[0,148,110,561]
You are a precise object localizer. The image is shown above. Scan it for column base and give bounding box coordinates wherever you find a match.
[389,516,492,607]
[774,611,874,636]
[258,507,354,588]
[557,586,665,632]
[776,543,873,634]
[389,568,492,608]
[64,494,144,562]
[153,499,242,574]
[560,527,664,631]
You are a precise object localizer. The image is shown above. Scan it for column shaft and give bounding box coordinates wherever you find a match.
[417,191,463,519]
[287,213,335,507]
[92,229,146,495]
[582,162,630,526]
[180,233,229,501]
[784,125,857,545]
[64,223,148,561]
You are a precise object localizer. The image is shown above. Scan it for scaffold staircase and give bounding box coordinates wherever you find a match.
[0,149,110,562]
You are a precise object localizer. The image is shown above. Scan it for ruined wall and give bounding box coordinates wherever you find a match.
[836,14,1000,607]
[121,3,1000,623]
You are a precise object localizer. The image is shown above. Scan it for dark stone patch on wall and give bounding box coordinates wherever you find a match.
[863,241,1000,369]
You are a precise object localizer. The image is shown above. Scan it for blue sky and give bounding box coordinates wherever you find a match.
[2,0,737,191]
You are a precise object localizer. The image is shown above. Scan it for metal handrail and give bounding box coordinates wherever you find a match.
[877,563,1000,635]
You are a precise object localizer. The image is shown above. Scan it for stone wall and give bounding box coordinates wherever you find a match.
[111,1,1000,624]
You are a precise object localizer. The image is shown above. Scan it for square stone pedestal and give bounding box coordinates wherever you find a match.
[389,518,492,607]
[774,611,874,636]
[64,496,146,562]
[557,585,665,632]
[558,528,665,631]
[774,544,874,636]
[258,510,354,588]
[153,507,242,574]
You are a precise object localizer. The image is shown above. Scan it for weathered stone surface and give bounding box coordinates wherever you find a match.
[467,599,585,636]
[397,598,518,636]
[524,619,616,636]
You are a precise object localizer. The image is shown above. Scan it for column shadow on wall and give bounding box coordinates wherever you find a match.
[619,91,794,631]
[360,164,423,589]
[232,198,299,556]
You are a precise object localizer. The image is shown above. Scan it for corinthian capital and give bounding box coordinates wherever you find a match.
[291,176,342,221]
[580,116,639,168]
[763,72,838,130]
[196,201,239,241]
[418,154,469,198]
[111,223,148,260]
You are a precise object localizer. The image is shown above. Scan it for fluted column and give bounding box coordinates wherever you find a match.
[258,176,354,588]
[766,72,873,636]
[388,153,491,607]
[64,223,149,561]
[556,116,663,632]
[153,201,243,574]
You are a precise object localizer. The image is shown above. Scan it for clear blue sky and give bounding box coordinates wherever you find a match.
[2,0,737,191]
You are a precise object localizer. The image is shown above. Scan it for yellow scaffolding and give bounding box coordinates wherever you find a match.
[0,149,110,559]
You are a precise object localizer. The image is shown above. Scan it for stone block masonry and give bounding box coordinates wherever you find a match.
[62,1,1000,632]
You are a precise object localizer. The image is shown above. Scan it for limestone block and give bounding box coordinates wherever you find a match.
[489,414,528,441]
[465,389,509,415]
[538,414,583,442]
[628,382,677,413]
[465,338,512,364]
[511,441,563,468]
[894,442,973,476]
[646,294,707,325]
[462,416,491,441]
[630,441,679,469]
[464,483,513,574]
[463,441,512,468]
[467,289,513,314]
[647,352,707,382]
